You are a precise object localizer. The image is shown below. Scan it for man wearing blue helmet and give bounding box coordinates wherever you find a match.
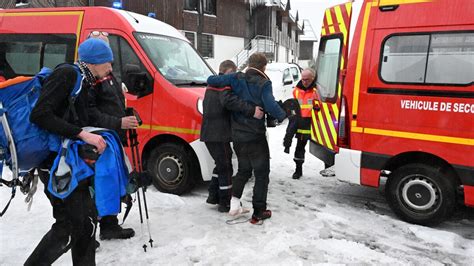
[26,38,114,266]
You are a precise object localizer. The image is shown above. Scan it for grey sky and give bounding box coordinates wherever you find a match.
[291,0,348,39]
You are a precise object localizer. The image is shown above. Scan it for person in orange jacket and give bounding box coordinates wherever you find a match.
[289,68,318,179]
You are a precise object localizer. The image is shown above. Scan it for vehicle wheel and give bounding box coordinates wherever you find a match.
[386,163,457,225]
[147,143,196,195]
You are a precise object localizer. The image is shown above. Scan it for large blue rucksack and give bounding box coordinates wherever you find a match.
[0,64,83,177]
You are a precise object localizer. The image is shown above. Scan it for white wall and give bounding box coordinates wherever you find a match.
[205,34,245,73]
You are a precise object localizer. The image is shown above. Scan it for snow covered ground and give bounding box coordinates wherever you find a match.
[1,121,473,265]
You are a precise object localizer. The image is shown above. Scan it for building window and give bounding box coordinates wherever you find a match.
[380,32,474,85]
[184,0,198,11]
[203,0,216,15]
[184,31,196,47]
[199,34,214,58]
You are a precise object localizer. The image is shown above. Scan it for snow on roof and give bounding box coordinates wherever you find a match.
[300,19,318,42]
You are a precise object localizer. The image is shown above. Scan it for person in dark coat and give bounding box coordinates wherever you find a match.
[201,60,263,212]
[207,53,286,224]
[87,32,137,240]
[26,38,111,266]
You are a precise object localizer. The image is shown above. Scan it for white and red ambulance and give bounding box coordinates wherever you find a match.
[310,0,473,224]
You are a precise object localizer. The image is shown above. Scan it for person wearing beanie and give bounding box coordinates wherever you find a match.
[87,32,138,241]
[26,37,114,266]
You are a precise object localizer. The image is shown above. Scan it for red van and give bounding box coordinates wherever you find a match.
[310,0,473,224]
[0,7,215,194]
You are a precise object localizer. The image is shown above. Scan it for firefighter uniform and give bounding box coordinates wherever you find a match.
[292,80,318,179]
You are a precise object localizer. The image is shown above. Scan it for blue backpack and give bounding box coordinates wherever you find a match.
[0,64,83,177]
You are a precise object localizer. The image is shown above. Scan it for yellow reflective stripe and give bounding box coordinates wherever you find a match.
[142,124,200,135]
[322,103,337,144]
[334,5,348,46]
[352,2,375,117]
[312,110,324,144]
[325,9,335,34]
[351,120,358,127]
[379,0,432,6]
[317,111,334,150]
[351,126,363,133]
[297,129,311,134]
[346,2,352,16]
[322,27,327,36]
[364,128,474,146]
[300,104,312,109]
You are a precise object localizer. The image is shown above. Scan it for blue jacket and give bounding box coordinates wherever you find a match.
[48,130,129,217]
[207,68,286,142]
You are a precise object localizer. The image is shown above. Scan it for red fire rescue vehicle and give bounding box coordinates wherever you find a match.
[0,7,216,195]
[310,0,473,224]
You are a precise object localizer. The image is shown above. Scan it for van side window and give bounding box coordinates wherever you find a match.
[290,67,299,81]
[108,35,153,97]
[380,32,474,85]
[0,34,75,79]
[283,68,291,83]
[316,36,342,102]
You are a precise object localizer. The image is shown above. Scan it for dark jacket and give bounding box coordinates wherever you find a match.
[200,86,256,142]
[30,65,90,139]
[207,68,286,142]
[88,74,127,144]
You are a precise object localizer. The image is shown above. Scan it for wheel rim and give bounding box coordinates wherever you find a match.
[400,174,440,211]
[157,154,184,185]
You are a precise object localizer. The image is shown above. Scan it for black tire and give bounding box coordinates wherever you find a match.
[386,163,457,225]
[147,143,196,195]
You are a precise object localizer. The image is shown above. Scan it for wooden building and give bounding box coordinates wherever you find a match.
[2,0,303,71]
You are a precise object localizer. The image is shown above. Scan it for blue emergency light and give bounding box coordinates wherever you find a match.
[112,1,122,9]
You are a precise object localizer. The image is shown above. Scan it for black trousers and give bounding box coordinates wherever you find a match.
[205,142,233,205]
[232,139,270,213]
[294,134,309,164]
[25,170,97,266]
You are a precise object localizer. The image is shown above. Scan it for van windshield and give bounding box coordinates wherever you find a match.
[134,32,213,86]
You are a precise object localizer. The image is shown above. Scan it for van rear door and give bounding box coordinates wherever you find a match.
[310,2,353,166]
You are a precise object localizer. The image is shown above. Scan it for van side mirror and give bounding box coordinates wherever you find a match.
[123,64,152,97]
[283,77,293,85]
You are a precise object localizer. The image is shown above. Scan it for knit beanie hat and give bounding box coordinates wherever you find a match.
[78,38,113,64]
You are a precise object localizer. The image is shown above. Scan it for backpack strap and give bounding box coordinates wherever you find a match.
[54,63,84,124]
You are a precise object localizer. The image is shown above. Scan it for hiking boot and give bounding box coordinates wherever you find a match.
[250,210,272,224]
[292,163,302,179]
[100,225,135,240]
[218,204,230,213]
[206,194,219,205]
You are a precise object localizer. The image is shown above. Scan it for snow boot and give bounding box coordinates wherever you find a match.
[218,204,230,213]
[206,193,219,205]
[99,216,135,240]
[218,197,231,213]
[292,162,303,179]
[250,209,272,224]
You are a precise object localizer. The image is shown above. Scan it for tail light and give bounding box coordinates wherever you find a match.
[337,96,350,148]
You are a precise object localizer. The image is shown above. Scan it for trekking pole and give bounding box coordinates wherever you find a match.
[130,127,154,248]
[128,128,145,251]
[128,126,154,251]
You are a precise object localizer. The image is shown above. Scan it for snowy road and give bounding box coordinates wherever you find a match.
[1,121,473,265]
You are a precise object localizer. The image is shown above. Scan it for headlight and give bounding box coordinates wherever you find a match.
[197,98,203,115]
